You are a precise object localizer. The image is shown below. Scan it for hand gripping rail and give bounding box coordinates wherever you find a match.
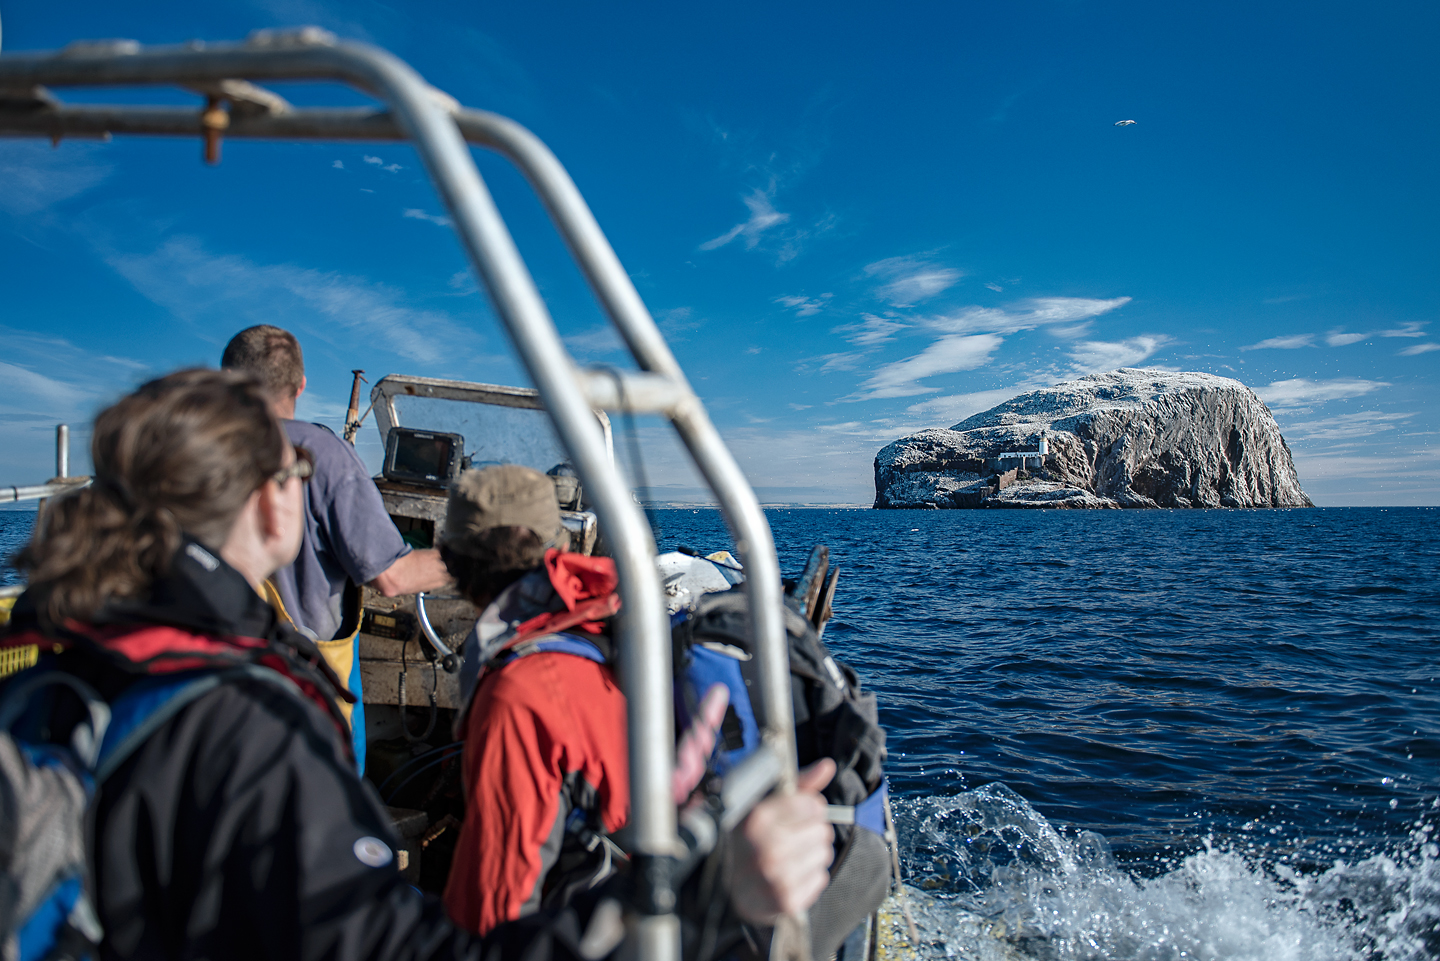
[0,31,805,961]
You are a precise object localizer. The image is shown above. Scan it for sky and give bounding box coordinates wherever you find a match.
[1,0,1437,506]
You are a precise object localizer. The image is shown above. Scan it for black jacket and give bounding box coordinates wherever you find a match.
[3,543,596,961]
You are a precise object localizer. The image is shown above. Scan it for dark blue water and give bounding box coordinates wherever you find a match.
[0,512,33,589]
[650,507,1440,960]
[6,507,1438,956]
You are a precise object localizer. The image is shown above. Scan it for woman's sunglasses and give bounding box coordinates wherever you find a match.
[271,445,315,486]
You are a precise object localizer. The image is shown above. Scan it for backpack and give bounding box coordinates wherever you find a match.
[0,663,292,961]
[672,584,890,961]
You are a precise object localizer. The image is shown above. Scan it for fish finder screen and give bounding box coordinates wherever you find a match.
[384,428,463,486]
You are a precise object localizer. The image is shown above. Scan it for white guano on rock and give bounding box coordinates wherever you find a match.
[873,368,1313,510]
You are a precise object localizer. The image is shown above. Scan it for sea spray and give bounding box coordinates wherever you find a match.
[891,787,1440,961]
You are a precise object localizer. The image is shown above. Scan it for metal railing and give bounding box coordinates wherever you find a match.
[0,31,801,961]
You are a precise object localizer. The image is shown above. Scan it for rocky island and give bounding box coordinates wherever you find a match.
[873,368,1312,509]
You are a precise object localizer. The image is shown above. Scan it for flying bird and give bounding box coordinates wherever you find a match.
[1114,119,1137,126]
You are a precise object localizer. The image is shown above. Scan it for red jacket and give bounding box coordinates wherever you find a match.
[443,552,628,936]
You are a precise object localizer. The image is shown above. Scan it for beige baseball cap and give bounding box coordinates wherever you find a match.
[442,465,565,557]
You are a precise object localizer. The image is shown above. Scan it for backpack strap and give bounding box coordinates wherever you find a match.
[0,671,111,770]
[491,633,608,670]
[95,664,299,783]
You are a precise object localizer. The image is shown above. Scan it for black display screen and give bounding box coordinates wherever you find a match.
[384,428,463,486]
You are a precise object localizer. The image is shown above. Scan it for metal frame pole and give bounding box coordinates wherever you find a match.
[0,36,811,956]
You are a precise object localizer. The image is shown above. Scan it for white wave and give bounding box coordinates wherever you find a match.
[891,784,1439,961]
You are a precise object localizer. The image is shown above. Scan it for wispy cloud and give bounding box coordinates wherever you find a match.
[0,142,112,216]
[831,314,907,346]
[838,296,1132,400]
[0,327,156,484]
[332,160,345,170]
[1256,377,1390,408]
[853,333,1004,399]
[1380,322,1427,338]
[1067,335,1170,375]
[776,293,832,317]
[364,155,403,173]
[863,255,963,306]
[448,270,479,295]
[930,297,1131,336]
[1249,322,1428,350]
[403,208,453,227]
[657,307,704,341]
[1399,343,1440,356]
[903,388,1028,428]
[1281,410,1416,441]
[101,235,484,366]
[564,325,626,358]
[1241,333,1315,351]
[700,186,790,251]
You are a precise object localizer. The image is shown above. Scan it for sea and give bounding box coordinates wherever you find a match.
[4,506,1438,959]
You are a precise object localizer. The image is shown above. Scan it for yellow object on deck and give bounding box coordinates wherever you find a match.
[0,593,38,679]
[1,643,39,679]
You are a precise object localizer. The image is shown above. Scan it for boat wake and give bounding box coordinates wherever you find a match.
[888,784,1440,961]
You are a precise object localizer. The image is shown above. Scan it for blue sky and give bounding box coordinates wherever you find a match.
[1,0,1436,506]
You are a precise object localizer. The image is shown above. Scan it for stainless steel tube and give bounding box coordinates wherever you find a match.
[1,480,90,503]
[456,112,798,779]
[55,424,68,479]
[0,37,680,961]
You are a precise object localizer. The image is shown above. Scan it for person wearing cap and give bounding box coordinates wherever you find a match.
[437,466,835,942]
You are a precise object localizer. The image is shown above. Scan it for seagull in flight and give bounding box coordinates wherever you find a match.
[1114,119,1137,126]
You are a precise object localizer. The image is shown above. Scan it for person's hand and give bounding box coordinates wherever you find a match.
[725,758,837,924]
[673,684,729,803]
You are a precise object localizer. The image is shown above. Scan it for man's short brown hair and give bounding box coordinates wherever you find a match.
[221,325,305,403]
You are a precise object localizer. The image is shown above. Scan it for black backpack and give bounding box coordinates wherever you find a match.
[672,548,889,961]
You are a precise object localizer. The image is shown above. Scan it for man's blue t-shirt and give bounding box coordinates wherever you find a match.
[276,420,409,643]
[276,421,408,774]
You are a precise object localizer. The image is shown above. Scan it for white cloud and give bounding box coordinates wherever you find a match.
[1067,335,1170,374]
[984,282,1003,292]
[1280,410,1415,441]
[863,255,962,306]
[654,307,704,342]
[1325,330,1366,347]
[776,293,832,317]
[0,361,97,418]
[793,351,868,374]
[364,155,403,173]
[853,333,1004,399]
[1379,322,1427,338]
[563,324,626,357]
[1255,377,1390,408]
[403,208,452,227]
[1241,333,1314,351]
[700,187,790,251]
[332,160,345,169]
[0,142,112,215]
[0,328,156,485]
[831,314,907,346]
[448,270,479,295]
[101,235,483,367]
[1399,343,1440,356]
[903,388,1024,427]
[930,297,1130,336]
